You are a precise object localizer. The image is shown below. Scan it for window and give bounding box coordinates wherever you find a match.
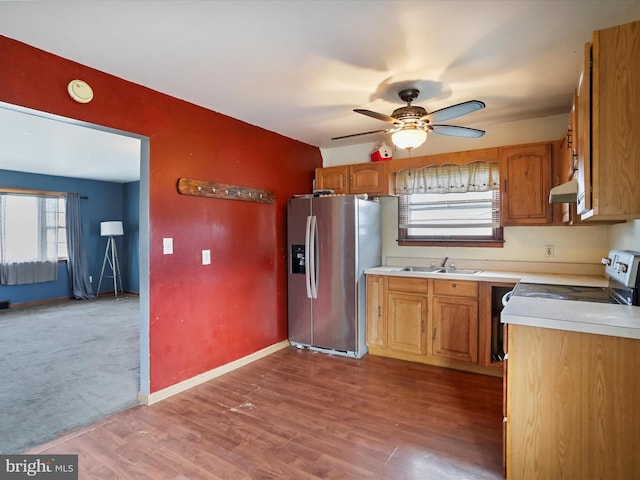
[1,192,66,262]
[398,190,503,246]
[57,199,67,259]
[395,161,503,246]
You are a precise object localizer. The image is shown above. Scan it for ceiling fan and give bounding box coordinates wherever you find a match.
[332,88,486,150]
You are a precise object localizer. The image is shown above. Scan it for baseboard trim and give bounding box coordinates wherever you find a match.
[10,296,73,309]
[138,340,290,405]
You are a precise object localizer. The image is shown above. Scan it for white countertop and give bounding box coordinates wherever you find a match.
[365,265,608,287]
[502,297,640,339]
[366,265,640,339]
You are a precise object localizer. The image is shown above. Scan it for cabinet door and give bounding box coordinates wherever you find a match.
[349,163,386,195]
[576,42,591,215]
[561,90,580,224]
[432,296,478,363]
[387,292,427,355]
[315,166,348,194]
[588,20,640,220]
[366,275,386,348]
[503,323,509,478]
[501,143,553,225]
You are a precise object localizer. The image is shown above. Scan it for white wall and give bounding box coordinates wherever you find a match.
[609,220,640,251]
[380,196,609,266]
[321,114,618,269]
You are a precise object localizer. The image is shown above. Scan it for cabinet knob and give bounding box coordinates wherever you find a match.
[451,283,457,288]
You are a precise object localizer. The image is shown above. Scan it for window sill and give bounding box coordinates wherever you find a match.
[398,239,505,248]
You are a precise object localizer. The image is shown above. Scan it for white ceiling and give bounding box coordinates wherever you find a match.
[1,0,640,182]
[0,105,142,183]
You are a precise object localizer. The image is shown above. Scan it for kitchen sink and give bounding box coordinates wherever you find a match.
[436,268,481,275]
[400,266,443,273]
[399,266,481,275]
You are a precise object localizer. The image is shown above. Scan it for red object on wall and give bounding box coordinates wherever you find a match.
[0,35,322,393]
[370,142,393,162]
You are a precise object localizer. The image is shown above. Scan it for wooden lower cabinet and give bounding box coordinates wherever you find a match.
[365,275,386,348]
[505,324,640,479]
[366,274,499,377]
[432,279,478,363]
[432,296,478,363]
[388,292,427,355]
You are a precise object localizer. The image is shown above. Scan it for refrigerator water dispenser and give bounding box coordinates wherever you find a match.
[291,245,305,274]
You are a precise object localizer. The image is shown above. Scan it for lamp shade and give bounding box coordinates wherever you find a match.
[100,221,124,237]
[392,128,427,150]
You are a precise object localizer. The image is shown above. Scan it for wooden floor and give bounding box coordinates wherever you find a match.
[29,347,504,479]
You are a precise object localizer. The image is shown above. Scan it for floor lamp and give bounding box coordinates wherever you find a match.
[97,221,124,299]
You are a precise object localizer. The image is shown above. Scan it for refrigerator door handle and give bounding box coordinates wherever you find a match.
[309,215,318,299]
[304,215,313,299]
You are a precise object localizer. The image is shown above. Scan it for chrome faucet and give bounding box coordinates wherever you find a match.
[441,256,450,268]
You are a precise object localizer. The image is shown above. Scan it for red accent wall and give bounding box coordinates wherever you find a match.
[0,35,322,392]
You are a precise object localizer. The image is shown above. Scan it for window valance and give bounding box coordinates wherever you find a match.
[396,161,500,194]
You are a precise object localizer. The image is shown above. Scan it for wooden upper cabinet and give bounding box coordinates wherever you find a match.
[559,90,583,225]
[576,42,592,216]
[501,143,553,225]
[578,19,640,221]
[315,165,348,194]
[349,163,386,195]
[315,162,387,195]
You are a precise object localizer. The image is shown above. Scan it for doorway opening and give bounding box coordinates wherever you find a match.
[0,101,150,453]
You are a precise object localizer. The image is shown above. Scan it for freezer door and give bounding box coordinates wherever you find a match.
[312,196,357,352]
[287,198,312,345]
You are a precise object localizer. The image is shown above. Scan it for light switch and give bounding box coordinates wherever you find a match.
[202,249,211,265]
[163,238,173,255]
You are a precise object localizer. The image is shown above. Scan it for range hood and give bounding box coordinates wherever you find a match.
[549,179,578,203]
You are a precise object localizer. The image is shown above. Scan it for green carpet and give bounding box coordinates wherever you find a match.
[0,295,139,453]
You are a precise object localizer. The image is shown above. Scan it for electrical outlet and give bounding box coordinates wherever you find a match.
[89,275,92,283]
[163,237,173,255]
[545,245,554,257]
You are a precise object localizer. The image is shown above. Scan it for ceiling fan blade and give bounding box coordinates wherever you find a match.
[430,124,485,138]
[331,129,389,140]
[354,109,400,124]
[425,100,485,123]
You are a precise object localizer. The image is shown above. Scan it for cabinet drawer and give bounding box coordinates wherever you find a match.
[387,276,429,294]
[433,279,478,298]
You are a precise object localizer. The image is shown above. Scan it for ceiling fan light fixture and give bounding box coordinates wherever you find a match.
[391,128,427,150]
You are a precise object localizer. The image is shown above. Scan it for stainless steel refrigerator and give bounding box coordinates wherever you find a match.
[287,195,381,358]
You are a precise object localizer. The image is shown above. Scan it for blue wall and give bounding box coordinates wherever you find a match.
[0,170,140,304]
[123,181,139,293]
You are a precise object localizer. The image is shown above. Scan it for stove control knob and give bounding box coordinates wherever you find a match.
[601,257,612,266]
[615,262,628,273]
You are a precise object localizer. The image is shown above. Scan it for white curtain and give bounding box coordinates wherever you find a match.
[0,193,59,285]
[396,161,500,194]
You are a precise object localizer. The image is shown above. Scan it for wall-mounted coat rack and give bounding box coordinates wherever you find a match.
[177,177,275,204]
